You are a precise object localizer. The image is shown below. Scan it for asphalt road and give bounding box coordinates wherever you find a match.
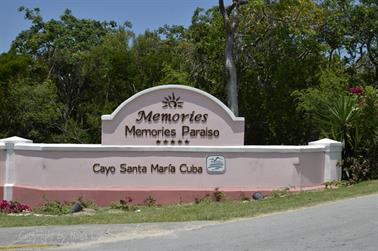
[1,194,377,251]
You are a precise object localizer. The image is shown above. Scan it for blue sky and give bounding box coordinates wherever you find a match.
[0,0,227,53]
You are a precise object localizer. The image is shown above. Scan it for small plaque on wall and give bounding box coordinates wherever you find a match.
[206,155,226,174]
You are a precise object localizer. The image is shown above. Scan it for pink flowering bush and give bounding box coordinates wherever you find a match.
[294,69,377,181]
[0,200,31,214]
[349,86,364,95]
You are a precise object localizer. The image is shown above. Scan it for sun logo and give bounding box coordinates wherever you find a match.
[162,93,183,109]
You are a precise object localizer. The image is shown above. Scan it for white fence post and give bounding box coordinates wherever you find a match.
[309,138,342,182]
[0,136,33,201]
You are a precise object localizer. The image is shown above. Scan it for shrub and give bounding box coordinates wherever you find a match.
[271,187,290,198]
[0,200,31,214]
[110,197,132,211]
[77,197,98,210]
[323,180,350,188]
[341,156,370,183]
[213,188,225,202]
[36,199,71,215]
[143,195,156,207]
[194,194,212,204]
[194,189,226,204]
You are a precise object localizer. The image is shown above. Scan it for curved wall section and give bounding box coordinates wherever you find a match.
[101,85,245,146]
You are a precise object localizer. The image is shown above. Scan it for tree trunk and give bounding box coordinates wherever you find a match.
[225,31,239,116]
[219,0,245,116]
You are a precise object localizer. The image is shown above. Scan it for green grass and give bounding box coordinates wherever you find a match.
[1,180,377,227]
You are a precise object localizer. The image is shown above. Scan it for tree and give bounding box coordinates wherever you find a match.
[185,7,225,98]
[236,0,326,144]
[0,50,32,138]
[12,7,128,143]
[219,0,247,116]
[349,0,378,82]
[1,0,375,163]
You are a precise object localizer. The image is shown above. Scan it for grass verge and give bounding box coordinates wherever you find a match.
[0,180,377,227]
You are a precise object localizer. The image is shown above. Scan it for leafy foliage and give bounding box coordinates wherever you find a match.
[0,200,31,214]
[295,79,377,180]
[340,155,370,183]
[0,1,376,179]
[35,199,72,215]
[109,200,130,211]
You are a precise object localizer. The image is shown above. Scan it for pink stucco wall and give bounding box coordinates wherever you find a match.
[299,152,325,187]
[0,148,5,200]
[13,150,323,189]
[0,149,5,187]
[9,145,325,206]
[102,85,245,146]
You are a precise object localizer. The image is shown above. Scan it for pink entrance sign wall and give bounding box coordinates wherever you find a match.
[4,144,327,206]
[0,85,342,206]
[101,85,245,146]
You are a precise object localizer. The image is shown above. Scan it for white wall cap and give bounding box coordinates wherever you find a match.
[309,138,341,145]
[0,136,33,144]
[101,85,244,122]
[309,138,342,152]
[14,143,325,153]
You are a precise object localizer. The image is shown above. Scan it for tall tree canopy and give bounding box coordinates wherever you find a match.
[0,1,376,178]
